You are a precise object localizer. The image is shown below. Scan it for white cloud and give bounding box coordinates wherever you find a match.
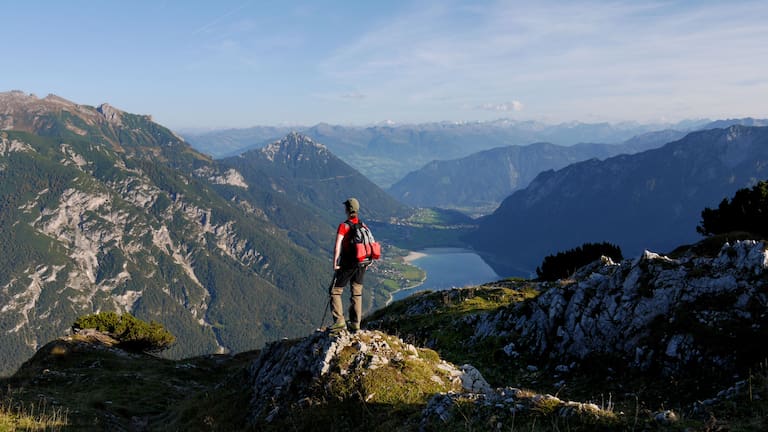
[477,101,524,112]
[341,92,366,100]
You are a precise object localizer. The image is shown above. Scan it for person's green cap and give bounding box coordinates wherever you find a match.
[344,198,360,213]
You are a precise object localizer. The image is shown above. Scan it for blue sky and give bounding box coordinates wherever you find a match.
[4,0,767,129]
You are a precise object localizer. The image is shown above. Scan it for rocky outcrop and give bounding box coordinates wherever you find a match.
[422,387,615,430]
[0,135,34,156]
[246,327,652,428]
[193,166,248,189]
[506,241,768,373]
[470,240,768,377]
[96,103,123,126]
[248,329,468,424]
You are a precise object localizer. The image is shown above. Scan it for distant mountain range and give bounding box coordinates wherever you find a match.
[468,125,768,277]
[0,91,408,375]
[389,120,768,213]
[182,119,710,188]
[387,130,686,212]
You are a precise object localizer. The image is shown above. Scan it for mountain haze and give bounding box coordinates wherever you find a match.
[184,120,702,188]
[388,130,686,211]
[469,125,768,276]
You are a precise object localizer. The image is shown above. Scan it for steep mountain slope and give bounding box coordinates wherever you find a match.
[388,131,686,211]
[468,125,768,276]
[218,132,409,226]
[0,92,338,375]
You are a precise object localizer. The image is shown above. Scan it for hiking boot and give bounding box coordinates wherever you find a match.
[328,321,346,333]
[348,323,360,333]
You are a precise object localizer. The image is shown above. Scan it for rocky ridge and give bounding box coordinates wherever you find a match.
[376,240,768,377]
[366,239,768,428]
[1,91,128,138]
[492,240,767,375]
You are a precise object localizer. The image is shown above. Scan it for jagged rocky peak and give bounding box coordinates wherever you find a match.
[260,131,330,163]
[96,103,124,126]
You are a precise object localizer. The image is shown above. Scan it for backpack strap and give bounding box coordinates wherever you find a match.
[344,220,366,232]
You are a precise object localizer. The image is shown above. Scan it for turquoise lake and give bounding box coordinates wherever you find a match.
[390,248,500,303]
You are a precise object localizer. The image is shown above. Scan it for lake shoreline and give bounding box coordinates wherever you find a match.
[386,247,499,306]
[402,251,427,263]
[385,247,500,306]
[385,251,428,306]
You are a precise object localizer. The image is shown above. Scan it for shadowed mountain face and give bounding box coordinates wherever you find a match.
[387,131,686,212]
[468,125,768,277]
[0,92,406,376]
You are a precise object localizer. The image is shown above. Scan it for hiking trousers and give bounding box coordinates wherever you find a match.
[330,266,365,327]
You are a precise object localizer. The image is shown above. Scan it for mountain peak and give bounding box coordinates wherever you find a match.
[260,132,330,163]
[96,103,125,126]
[283,131,322,147]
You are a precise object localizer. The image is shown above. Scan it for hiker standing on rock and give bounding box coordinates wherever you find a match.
[330,198,366,333]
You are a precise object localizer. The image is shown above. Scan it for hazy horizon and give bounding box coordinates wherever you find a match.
[171,115,717,135]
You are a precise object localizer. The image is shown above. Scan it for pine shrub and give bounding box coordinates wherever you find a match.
[536,242,623,282]
[72,312,176,353]
[697,180,768,238]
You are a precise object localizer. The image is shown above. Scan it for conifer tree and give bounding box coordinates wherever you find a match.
[536,242,623,281]
[697,180,768,238]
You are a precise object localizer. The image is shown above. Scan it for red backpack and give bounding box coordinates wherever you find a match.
[345,221,382,266]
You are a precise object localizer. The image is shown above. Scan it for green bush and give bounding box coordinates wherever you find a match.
[536,242,623,281]
[72,312,176,353]
[697,180,768,238]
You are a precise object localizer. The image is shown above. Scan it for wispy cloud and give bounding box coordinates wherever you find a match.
[191,1,251,35]
[319,0,768,122]
[476,101,524,112]
[341,92,366,100]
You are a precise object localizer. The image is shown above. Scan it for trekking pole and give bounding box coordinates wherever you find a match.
[319,273,337,329]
